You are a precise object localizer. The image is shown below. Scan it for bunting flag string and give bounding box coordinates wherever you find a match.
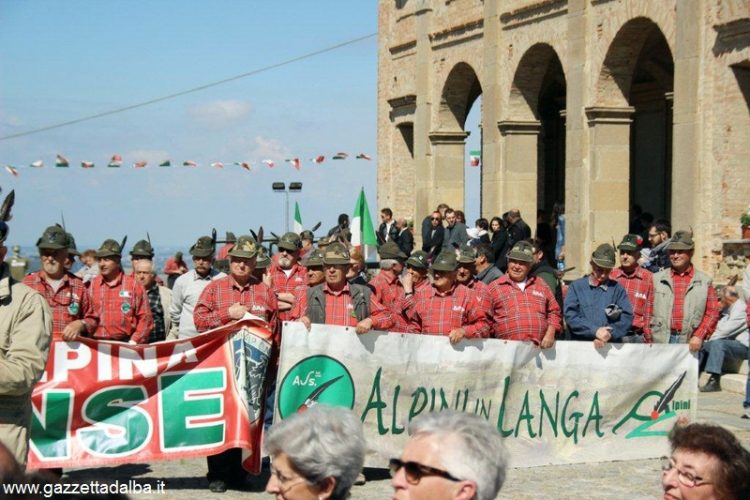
[1,150,379,177]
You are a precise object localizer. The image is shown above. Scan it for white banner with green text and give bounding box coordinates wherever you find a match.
[275,323,698,468]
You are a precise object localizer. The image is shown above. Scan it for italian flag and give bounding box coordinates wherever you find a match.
[311,155,325,164]
[81,161,94,169]
[332,152,348,160]
[56,154,69,167]
[30,160,44,168]
[5,165,18,177]
[234,162,251,171]
[159,160,171,167]
[469,150,481,167]
[133,160,147,168]
[183,160,197,167]
[285,158,300,170]
[356,153,371,160]
[211,162,224,169]
[293,202,303,234]
[350,188,377,260]
[108,155,122,168]
[263,159,275,168]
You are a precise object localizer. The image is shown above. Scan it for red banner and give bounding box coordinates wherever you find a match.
[27,318,272,472]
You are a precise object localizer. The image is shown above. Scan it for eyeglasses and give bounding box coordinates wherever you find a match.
[648,232,659,238]
[661,457,712,488]
[431,218,441,221]
[388,458,462,485]
[269,466,308,492]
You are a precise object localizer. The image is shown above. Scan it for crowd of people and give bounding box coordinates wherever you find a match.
[2,190,750,497]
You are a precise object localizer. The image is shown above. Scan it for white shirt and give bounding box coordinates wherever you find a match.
[170,268,226,339]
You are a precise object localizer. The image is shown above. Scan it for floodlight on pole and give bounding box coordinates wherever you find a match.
[271,182,303,232]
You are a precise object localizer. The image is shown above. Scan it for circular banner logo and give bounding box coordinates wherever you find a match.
[277,355,355,419]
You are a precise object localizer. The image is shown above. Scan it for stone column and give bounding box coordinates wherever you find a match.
[584,107,634,252]
[413,5,433,231]
[428,131,469,211]
[497,120,541,232]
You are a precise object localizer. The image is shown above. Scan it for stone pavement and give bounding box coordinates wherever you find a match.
[62,386,750,499]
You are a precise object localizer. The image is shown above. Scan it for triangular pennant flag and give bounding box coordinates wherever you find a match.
[133,160,147,169]
[293,202,303,234]
[211,162,224,169]
[311,155,325,164]
[183,160,197,167]
[30,160,44,168]
[233,162,251,171]
[469,150,481,167]
[332,152,348,160]
[285,158,300,170]
[351,188,377,260]
[355,153,371,160]
[55,154,69,167]
[159,160,171,167]
[81,161,95,169]
[5,165,18,177]
[108,154,122,168]
[262,159,275,168]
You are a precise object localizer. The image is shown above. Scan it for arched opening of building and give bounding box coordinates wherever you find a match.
[602,18,674,226]
[507,43,566,246]
[464,97,482,223]
[433,62,482,215]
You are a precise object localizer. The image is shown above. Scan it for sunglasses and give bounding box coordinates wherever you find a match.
[388,458,462,485]
[431,217,441,221]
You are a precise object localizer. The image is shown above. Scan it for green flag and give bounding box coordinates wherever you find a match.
[351,188,377,259]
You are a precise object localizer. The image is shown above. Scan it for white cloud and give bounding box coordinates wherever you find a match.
[251,135,290,160]
[188,99,252,128]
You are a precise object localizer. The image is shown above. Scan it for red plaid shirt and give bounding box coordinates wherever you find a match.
[464,279,491,319]
[402,279,431,325]
[269,262,308,321]
[24,271,98,340]
[407,283,490,338]
[488,275,561,343]
[371,270,409,331]
[610,266,654,342]
[194,275,277,332]
[296,283,393,329]
[89,271,153,343]
[670,266,720,340]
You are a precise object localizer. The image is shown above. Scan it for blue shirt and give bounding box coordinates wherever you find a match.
[564,276,633,341]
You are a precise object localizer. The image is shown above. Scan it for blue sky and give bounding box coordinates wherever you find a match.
[0,0,482,250]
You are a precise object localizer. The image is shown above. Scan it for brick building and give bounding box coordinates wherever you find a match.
[377,0,750,277]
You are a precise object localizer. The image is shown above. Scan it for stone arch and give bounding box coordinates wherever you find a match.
[437,62,482,132]
[598,17,674,107]
[591,16,675,225]
[502,44,566,246]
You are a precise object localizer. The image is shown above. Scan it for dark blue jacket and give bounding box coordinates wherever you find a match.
[564,276,633,341]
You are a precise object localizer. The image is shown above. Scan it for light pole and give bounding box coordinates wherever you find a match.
[272,182,303,232]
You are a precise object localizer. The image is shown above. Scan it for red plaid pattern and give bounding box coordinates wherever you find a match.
[464,279,491,319]
[402,279,431,324]
[407,283,489,338]
[269,262,308,321]
[610,266,654,342]
[24,271,98,340]
[89,271,153,343]
[747,300,750,328]
[194,275,278,332]
[487,275,561,342]
[670,267,720,339]
[296,283,393,329]
[370,270,408,331]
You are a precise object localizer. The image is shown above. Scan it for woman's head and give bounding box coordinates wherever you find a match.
[265,405,366,499]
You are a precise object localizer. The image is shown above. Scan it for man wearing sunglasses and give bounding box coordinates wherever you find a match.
[390,410,508,500]
[269,232,308,322]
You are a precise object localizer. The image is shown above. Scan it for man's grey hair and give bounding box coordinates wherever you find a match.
[380,258,399,270]
[265,405,365,500]
[408,410,508,500]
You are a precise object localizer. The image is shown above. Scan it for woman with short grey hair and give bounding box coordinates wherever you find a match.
[265,405,366,499]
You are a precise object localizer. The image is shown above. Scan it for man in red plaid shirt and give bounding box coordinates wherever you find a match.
[268,232,307,321]
[369,241,408,330]
[488,241,560,347]
[193,235,278,493]
[24,226,98,341]
[652,230,720,351]
[89,238,152,344]
[610,234,654,343]
[298,242,393,333]
[455,244,491,317]
[407,250,490,343]
[401,250,431,323]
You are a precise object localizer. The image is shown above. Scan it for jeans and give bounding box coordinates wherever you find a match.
[700,339,748,375]
[669,334,682,344]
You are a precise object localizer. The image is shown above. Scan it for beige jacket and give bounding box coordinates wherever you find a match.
[0,263,53,466]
